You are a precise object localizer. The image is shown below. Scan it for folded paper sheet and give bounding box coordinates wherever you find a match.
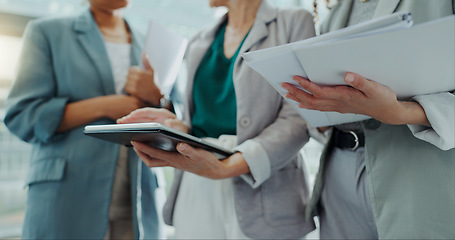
[143,21,188,96]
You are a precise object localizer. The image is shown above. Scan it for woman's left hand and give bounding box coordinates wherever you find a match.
[131,141,245,179]
[282,72,430,126]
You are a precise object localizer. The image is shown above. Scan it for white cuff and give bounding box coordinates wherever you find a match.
[408,93,455,150]
[204,137,272,187]
[233,140,271,188]
[407,124,453,150]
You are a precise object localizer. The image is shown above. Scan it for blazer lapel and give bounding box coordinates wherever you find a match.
[233,0,276,75]
[238,1,275,56]
[374,0,402,18]
[74,9,115,95]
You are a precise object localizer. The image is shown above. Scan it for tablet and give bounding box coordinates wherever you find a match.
[83,123,233,158]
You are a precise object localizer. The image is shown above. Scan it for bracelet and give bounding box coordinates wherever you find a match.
[159,95,171,109]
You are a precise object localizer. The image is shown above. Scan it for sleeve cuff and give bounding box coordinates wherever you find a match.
[35,97,69,143]
[233,140,271,188]
[407,124,453,150]
[408,93,455,150]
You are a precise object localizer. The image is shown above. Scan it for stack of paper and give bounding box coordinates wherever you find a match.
[243,13,455,127]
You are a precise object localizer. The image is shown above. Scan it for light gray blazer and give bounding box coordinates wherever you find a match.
[163,1,316,239]
[308,0,455,239]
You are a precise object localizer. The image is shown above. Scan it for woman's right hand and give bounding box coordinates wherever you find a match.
[101,95,147,120]
[117,107,188,132]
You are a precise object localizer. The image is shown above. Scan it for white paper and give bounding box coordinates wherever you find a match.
[143,21,188,96]
[242,12,413,127]
[295,15,455,99]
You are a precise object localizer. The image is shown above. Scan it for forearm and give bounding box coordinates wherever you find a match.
[397,101,430,126]
[56,96,107,132]
[218,152,250,179]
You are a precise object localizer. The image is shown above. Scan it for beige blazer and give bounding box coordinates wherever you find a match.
[308,0,455,239]
[163,1,316,238]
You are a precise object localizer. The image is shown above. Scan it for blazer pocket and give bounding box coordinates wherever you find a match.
[261,168,306,227]
[25,157,67,186]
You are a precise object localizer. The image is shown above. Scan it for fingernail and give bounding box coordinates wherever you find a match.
[177,143,187,151]
[345,73,355,83]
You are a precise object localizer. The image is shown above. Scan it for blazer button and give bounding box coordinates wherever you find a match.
[239,116,252,128]
[363,119,381,130]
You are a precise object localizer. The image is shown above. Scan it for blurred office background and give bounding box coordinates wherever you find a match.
[0,0,328,238]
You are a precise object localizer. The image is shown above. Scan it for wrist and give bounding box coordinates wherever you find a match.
[217,152,249,179]
[92,96,111,119]
[397,101,430,126]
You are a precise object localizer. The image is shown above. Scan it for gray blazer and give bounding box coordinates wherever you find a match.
[163,1,316,239]
[308,0,455,239]
[4,10,160,239]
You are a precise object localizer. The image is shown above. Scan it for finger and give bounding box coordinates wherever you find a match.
[298,100,344,112]
[135,149,169,168]
[292,75,327,98]
[292,75,310,82]
[142,53,154,71]
[344,73,372,96]
[176,143,203,160]
[294,75,362,101]
[164,118,176,128]
[132,141,174,160]
[123,82,133,95]
[285,92,308,104]
[117,108,159,123]
[282,83,334,109]
[129,66,141,74]
[164,118,188,132]
[282,82,313,101]
[284,87,346,111]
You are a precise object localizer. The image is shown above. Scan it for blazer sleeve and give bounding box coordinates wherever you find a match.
[234,10,316,188]
[407,92,455,150]
[4,21,69,143]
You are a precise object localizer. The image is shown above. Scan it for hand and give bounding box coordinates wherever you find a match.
[282,73,430,126]
[125,54,163,106]
[163,118,189,133]
[117,107,182,128]
[317,127,330,133]
[131,141,236,179]
[101,95,147,120]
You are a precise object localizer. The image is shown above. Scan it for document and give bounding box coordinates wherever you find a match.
[242,13,455,127]
[294,15,455,99]
[143,21,188,96]
[84,123,233,158]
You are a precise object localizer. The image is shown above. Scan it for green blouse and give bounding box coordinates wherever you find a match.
[191,21,248,138]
